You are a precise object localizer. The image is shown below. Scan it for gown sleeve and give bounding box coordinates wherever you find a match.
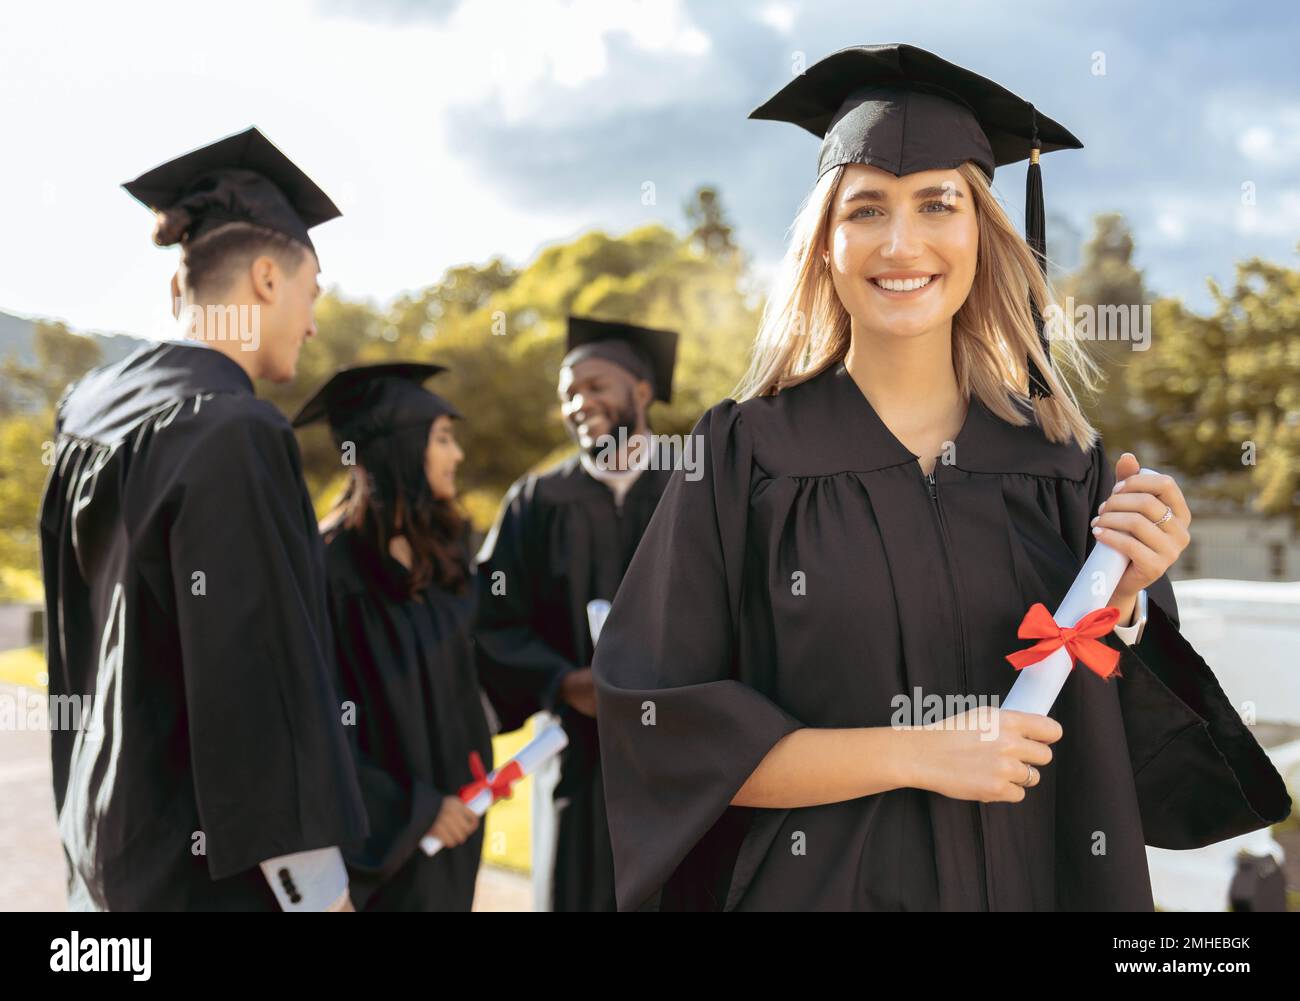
[328,590,445,884]
[592,401,805,911]
[1081,444,1293,848]
[474,478,578,731]
[165,402,368,880]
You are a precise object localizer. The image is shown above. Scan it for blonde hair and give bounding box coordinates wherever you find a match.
[733,161,1102,452]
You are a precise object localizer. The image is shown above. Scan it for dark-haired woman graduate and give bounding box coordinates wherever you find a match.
[294,363,493,911]
[592,45,1291,912]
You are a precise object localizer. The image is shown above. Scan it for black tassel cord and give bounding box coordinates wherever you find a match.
[1024,109,1053,400]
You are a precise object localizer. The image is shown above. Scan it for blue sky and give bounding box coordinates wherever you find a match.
[2,0,1297,338]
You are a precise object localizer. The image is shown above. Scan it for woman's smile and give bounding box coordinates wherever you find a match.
[868,272,943,298]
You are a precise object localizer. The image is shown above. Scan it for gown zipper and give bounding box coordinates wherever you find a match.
[924,463,991,910]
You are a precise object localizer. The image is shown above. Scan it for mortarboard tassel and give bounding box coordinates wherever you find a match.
[1024,111,1053,400]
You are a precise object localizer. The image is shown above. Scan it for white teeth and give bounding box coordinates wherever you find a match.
[873,275,933,291]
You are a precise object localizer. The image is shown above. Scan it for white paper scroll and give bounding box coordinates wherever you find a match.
[999,467,1159,716]
[419,724,569,857]
[587,598,612,646]
[530,598,612,909]
[530,712,564,912]
[531,598,611,909]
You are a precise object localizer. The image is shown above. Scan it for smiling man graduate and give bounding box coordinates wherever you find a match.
[474,315,678,911]
[39,127,367,911]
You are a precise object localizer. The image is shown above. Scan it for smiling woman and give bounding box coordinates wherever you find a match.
[734,157,1101,452]
[591,43,1291,912]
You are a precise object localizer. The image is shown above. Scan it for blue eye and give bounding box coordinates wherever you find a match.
[922,200,955,213]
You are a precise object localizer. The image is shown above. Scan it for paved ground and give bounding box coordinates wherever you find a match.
[472,864,532,912]
[0,682,531,912]
[0,697,65,911]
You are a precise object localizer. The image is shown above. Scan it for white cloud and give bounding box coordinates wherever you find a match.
[434,0,711,123]
[756,3,798,34]
[1155,210,1187,242]
[1205,93,1300,169]
[0,0,711,336]
[1234,189,1300,236]
[2,1,1295,339]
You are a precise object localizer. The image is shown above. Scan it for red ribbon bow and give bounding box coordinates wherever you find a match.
[1004,603,1123,680]
[457,751,524,804]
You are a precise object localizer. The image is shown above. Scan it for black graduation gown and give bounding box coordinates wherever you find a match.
[592,362,1292,912]
[324,526,493,911]
[38,340,368,911]
[475,454,672,911]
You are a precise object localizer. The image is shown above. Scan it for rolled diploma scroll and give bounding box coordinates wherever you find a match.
[419,724,570,856]
[531,599,610,909]
[587,598,611,646]
[999,466,1158,717]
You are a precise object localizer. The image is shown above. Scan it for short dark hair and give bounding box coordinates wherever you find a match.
[152,212,309,299]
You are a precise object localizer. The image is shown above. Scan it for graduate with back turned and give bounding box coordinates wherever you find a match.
[475,316,678,911]
[294,363,493,911]
[39,128,368,910]
[591,45,1292,911]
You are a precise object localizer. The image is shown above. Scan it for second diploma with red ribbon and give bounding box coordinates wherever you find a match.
[420,724,569,857]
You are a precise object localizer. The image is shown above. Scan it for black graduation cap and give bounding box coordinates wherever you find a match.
[749,43,1083,399]
[292,362,461,447]
[561,316,678,404]
[122,127,341,253]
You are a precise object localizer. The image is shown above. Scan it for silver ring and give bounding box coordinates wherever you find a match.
[1017,763,1036,787]
[1155,506,1174,527]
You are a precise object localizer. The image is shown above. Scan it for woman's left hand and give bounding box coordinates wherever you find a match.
[1090,451,1192,604]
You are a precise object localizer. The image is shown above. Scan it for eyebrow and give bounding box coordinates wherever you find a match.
[842,185,964,204]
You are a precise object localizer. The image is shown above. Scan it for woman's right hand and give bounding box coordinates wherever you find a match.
[427,796,480,848]
[909,707,1062,804]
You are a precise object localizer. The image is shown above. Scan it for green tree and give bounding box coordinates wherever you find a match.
[260,290,391,501]
[1,320,103,415]
[1127,254,1300,521]
[1058,214,1149,450]
[0,415,56,598]
[0,323,105,599]
[290,201,761,529]
[684,186,737,259]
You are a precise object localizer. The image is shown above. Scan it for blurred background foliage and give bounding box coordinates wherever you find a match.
[1,189,1297,600]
